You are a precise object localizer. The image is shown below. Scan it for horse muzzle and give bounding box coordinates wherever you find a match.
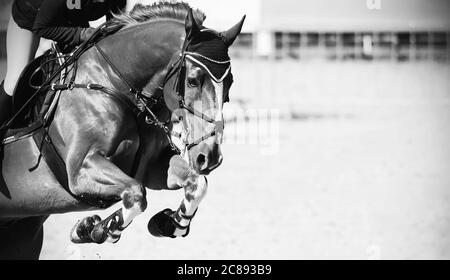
[190,143,223,175]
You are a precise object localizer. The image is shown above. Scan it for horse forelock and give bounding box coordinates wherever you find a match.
[109,1,206,30]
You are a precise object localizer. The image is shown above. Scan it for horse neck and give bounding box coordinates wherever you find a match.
[97,19,185,90]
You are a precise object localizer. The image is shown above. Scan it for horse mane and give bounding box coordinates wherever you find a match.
[109,1,206,30]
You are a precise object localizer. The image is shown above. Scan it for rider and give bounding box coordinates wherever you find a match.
[0,0,127,129]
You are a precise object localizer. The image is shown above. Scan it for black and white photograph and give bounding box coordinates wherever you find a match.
[0,0,449,261]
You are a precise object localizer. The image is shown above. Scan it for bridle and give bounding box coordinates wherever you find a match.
[94,31,227,156]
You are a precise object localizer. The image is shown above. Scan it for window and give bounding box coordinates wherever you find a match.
[342,33,355,47]
[288,32,301,48]
[325,33,337,47]
[306,33,319,47]
[432,32,447,47]
[397,32,410,46]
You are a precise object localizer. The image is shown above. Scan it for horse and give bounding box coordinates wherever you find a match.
[0,2,245,259]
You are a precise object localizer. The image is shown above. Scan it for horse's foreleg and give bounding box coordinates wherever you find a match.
[172,175,207,236]
[68,152,147,244]
[148,175,208,238]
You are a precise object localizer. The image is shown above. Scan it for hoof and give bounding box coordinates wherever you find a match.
[148,209,189,238]
[89,222,110,244]
[70,215,101,244]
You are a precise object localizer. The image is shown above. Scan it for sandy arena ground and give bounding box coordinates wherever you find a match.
[1,60,450,259]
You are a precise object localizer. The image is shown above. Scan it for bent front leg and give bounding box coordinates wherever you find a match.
[172,175,208,236]
[68,152,147,243]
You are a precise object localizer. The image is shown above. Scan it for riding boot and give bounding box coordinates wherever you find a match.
[0,81,13,133]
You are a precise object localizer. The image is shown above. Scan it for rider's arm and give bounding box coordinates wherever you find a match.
[32,0,93,46]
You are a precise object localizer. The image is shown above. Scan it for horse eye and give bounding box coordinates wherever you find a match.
[187,77,199,88]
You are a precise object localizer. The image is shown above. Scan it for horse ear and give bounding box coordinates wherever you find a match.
[221,15,246,47]
[185,8,200,40]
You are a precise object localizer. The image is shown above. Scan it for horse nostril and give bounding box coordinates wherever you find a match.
[196,153,207,170]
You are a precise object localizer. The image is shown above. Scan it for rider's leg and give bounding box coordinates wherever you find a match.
[0,81,12,128]
[1,15,40,126]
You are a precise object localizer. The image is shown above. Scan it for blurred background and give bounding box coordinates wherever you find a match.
[1,0,450,259]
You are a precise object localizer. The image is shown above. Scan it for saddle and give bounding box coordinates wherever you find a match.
[9,47,61,129]
[1,43,69,142]
[2,22,114,143]
[0,45,72,192]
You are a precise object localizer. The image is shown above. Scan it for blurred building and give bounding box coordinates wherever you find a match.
[230,0,450,61]
[1,0,449,61]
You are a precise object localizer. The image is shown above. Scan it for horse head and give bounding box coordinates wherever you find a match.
[163,10,245,175]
